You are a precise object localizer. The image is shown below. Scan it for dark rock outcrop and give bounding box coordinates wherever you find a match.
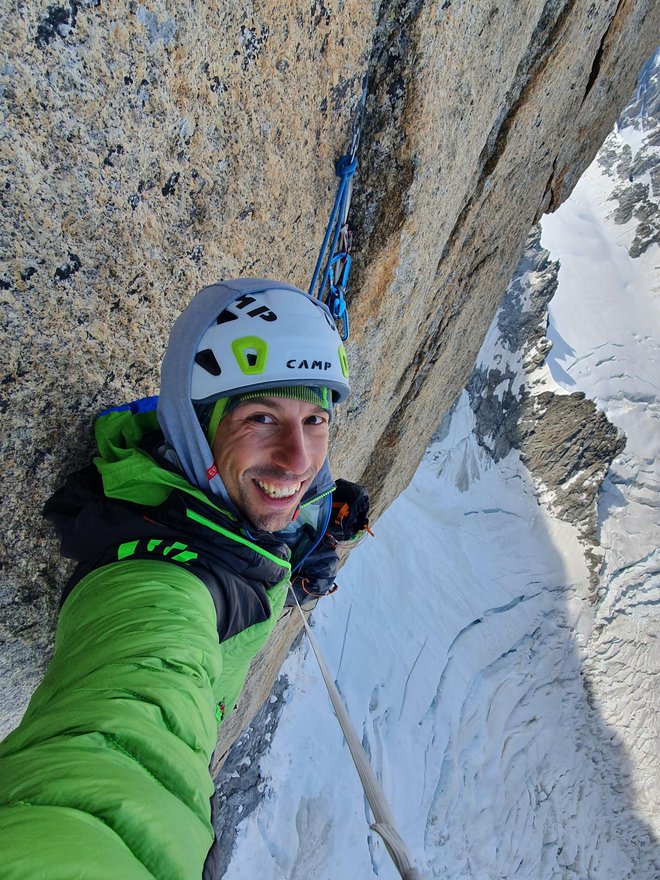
[598,50,660,256]
[214,669,291,878]
[467,224,560,464]
[517,390,625,544]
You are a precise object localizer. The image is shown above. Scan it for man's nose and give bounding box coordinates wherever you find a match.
[271,422,311,475]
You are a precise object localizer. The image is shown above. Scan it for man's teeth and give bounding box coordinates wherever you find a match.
[256,480,301,499]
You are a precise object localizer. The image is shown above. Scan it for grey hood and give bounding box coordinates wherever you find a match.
[157,278,332,509]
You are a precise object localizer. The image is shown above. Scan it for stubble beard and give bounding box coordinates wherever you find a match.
[240,465,317,533]
[247,507,296,533]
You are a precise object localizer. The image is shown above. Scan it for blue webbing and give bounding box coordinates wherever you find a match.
[308,76,368,341]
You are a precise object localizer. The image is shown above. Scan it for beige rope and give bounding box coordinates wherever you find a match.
[295,597,425,880]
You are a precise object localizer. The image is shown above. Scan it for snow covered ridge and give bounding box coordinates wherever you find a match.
[456,224,625,586]
[464,51,660,588]
[599,49,660,258]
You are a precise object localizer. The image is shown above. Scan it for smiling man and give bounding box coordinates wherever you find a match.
[0,279,367,880]
[211,394,330,532]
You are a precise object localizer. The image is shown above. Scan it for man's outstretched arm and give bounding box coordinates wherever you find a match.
[0,560,223,880]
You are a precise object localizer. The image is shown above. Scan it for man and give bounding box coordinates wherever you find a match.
[0,279,367,879]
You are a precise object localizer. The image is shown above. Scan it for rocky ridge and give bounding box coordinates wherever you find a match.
[599,49,660,256]
[449,224,624,586]
[213,666,292,879]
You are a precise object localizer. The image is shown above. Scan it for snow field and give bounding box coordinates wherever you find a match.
[539,129,660,845]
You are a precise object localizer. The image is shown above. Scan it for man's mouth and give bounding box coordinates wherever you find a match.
[255,479,302,500]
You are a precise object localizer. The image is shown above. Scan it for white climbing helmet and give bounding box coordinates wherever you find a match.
[190,285,350,404]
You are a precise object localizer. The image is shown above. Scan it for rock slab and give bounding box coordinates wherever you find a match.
[1,2,659,762]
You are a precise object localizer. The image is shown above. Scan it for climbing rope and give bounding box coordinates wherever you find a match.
[292,591,425,880]
[304,77,425,878]
[308,75,368,340]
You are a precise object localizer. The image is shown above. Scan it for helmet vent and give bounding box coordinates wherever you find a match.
[216,310,238,325]
[246,352,258,367]
[194,349,222,376]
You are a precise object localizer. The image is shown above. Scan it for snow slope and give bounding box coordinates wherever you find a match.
[539,121,660,844]
[223,63,660,880]
[225,425,596,879]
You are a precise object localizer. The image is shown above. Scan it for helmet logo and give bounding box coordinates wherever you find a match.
[232,336,269,374]
[287,359,332,370]
[218,294,278,324]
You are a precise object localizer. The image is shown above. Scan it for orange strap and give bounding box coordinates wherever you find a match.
[332,501,351,524]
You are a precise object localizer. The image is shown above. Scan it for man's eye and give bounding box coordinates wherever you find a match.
[306,414,328,426]
[249,413,275,424]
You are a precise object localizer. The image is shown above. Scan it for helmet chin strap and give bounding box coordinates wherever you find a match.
[214,475,235,510]
[201,399,242,516]
[205,457,241,518]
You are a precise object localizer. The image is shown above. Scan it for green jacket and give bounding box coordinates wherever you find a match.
[0,399,333,879]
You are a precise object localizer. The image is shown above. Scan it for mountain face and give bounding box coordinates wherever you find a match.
[435,49,660,850]
[2,1,659,753]
[539,53,660,847]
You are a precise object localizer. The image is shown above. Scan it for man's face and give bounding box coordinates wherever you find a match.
[211,395,330,532]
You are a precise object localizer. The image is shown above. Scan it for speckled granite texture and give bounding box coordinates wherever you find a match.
[1,0,659,747]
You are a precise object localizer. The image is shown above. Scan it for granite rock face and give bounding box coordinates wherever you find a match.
[2,0,659,754]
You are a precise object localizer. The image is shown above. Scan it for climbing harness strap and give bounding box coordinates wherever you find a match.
[292,592,424,880]
[308,75,368,341]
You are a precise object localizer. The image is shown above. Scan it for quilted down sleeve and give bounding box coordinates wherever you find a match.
[0,560,224,880]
